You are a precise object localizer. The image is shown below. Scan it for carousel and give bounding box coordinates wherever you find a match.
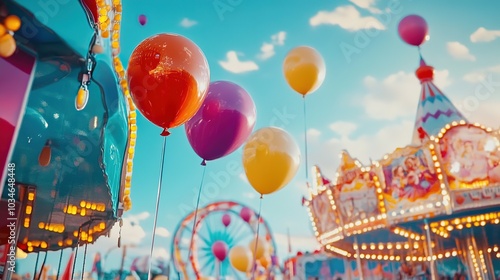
[294,16,500,280]
[0,0,136,279]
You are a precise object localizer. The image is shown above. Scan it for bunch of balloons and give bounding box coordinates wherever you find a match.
[212,210,273,274]
[0,14,21,58]
[127,32,303,196]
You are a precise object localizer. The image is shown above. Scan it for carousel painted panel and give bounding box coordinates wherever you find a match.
[334,152,385,232]
[378,145,445,223]
[438,124,500,211]
[309,188,341,238]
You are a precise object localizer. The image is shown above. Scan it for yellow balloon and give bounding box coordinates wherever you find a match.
[283,46,326,96]
[248,237,268,259]
[259,254,271,269]
[153,276,169,280]
[0,33,16,58]
[242,127,301,195]
[229,245,253,272]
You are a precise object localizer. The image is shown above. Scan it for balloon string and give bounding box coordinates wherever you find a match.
[147,136,167,280]
[303,96,309,181]
[251,195,264,280]
[188,163,207,260]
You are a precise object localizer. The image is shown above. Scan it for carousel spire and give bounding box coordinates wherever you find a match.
[411,55,467,144]
[397,14,467,145]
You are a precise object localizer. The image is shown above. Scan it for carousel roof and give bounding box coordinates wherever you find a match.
[411,56,467,145]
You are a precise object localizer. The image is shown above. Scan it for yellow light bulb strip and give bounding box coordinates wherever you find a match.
[391,227,426,241]
[95,0,136,212]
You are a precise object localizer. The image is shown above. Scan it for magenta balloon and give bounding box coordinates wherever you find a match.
[222,213,231,227]
[138,14,147,26]
[185,81,256,162]
[240,207,253,223]
[211,241,228,262]
[398,15,428,46]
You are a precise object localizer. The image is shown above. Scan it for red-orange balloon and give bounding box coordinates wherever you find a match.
[127,33,210,135]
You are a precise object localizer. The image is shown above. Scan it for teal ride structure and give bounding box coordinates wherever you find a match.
[0,0,137,278]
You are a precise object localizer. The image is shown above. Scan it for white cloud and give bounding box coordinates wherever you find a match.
[239,172,249,183]
[360,69,451,120]
[349,0,382,14]
[258,43,275,60]
[274,233,320,253]
[219,51,259,74]
[258,31,287,60]
[446,42,476,61]
[309,120,415,178]
[271,31,286,46]
[94,212,149,251]
[155,227,170,238]
[307,128,321,139]
[470,27,500,43]
[329,121,358,138]
[152,247,170,260]
[463,100,500,129]
[179,18,197,28]
[463,65,500,83]
[243,192,257,199]
[128,211,150,222]
[309,5,385,31]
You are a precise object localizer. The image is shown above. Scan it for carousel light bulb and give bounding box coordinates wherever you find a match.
[76,85,89,111]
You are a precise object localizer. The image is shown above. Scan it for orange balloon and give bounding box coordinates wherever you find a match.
[0,33,16,58]
[4,15,21,32]
[127,33,210,135]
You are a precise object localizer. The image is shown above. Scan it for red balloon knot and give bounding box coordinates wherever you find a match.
[160,128,170,136]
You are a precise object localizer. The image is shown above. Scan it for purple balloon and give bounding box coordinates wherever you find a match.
[240,207,253,223]
[271,255,278,266]
[212,241,228,262]
[138,14,147,26]
[185,81,256,162]
[398,15,428,46]
[222,213,231,227]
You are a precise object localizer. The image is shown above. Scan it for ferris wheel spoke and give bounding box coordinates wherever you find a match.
[230,221,250,244]
[196,232,212,247]
[199,252,215,276]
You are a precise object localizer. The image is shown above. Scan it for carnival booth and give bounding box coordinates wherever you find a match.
[0,0,135,278]
[300,16,500,280]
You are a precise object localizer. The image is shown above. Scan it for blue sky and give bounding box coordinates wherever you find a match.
[17,0,500,277]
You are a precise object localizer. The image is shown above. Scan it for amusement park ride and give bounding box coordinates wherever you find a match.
[294,22,500,280]
[1,0,136,278]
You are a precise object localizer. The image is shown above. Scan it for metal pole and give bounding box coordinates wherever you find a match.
[118,245,127,280]
[354,236,364,280]
[424,219,437,280]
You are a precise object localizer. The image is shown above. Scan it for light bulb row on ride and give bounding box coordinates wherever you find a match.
[94,0,136,211]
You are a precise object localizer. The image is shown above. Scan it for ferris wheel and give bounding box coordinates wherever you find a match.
[171,201,278,279]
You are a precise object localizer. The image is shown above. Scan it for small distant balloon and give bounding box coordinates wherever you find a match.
[138,14,147,26]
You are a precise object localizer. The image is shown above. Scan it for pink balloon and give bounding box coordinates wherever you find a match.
[138,14,147,26]
[212,241,228,262]
[222,214,231,227]
[185,81,256,163]
[240,207,253,223]
[398,15,428,46]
